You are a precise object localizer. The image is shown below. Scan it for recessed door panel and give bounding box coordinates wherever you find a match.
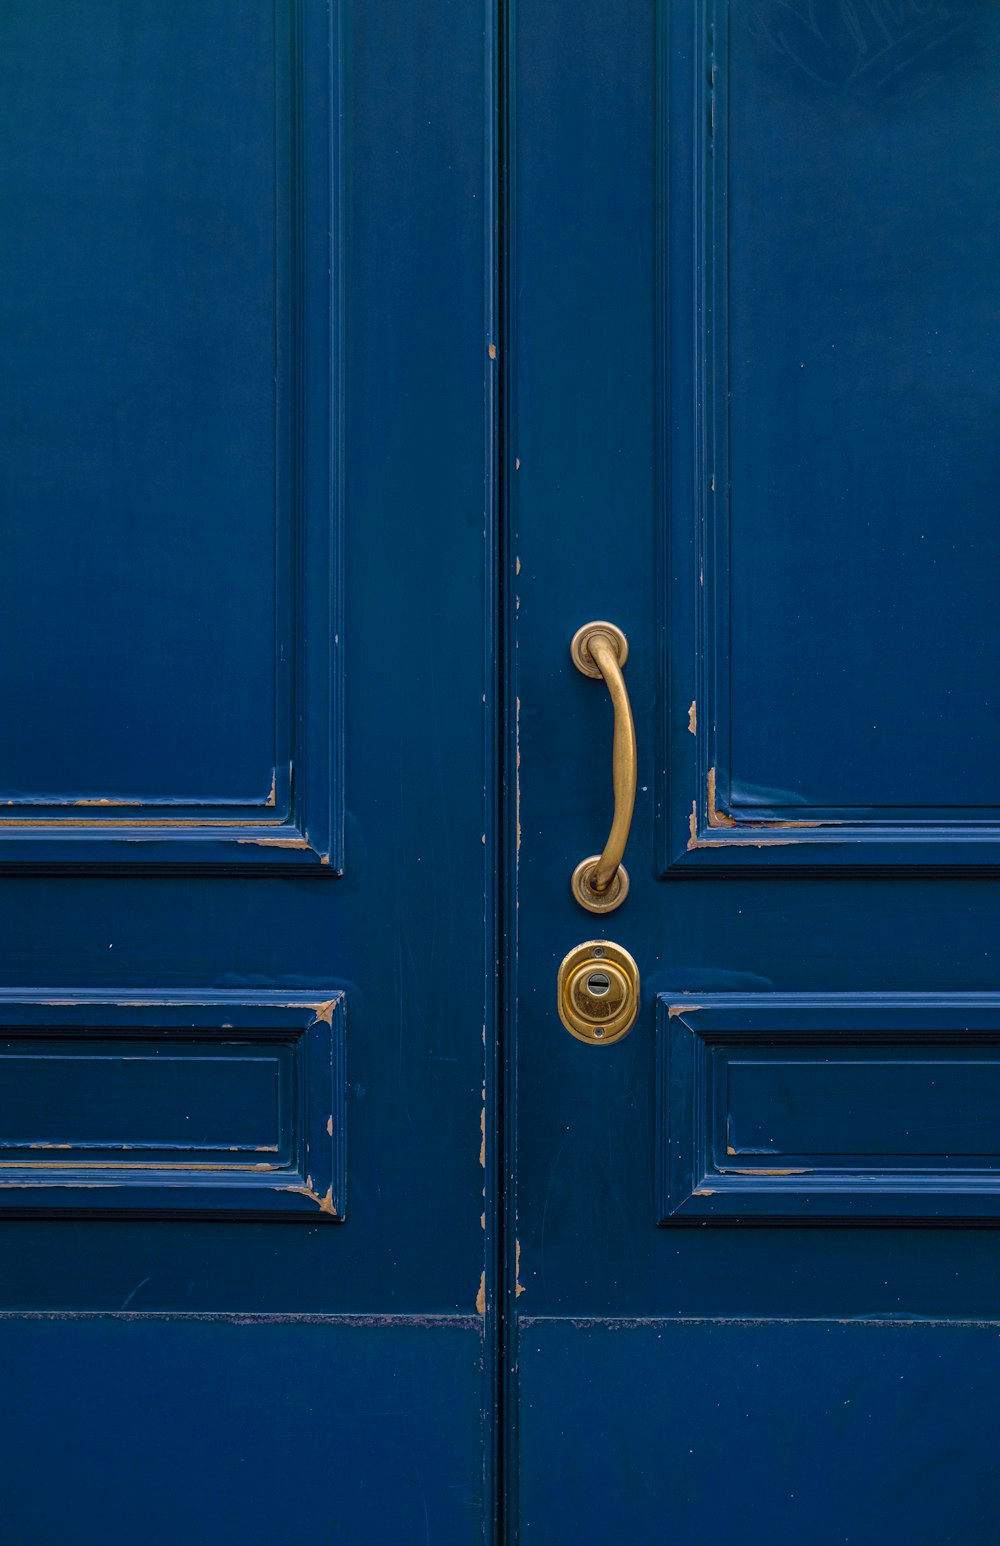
[0,0,340,868]
[664,0,1000,871]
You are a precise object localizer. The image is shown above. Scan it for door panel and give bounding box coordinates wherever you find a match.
[2,1317,484,1544]
[0,0,339,868]
[664,0,1000,870]
[520,1320,1000,1545]
[0,2,494,1539]
[512,0,1000,1539]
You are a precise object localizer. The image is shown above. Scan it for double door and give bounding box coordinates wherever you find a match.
[3,2,1000,1541]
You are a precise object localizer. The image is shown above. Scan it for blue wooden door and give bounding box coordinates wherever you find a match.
[511,0,1000,1540]
[0,4,494,1541]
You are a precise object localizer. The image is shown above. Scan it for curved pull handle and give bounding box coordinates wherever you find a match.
[570,621,636,913]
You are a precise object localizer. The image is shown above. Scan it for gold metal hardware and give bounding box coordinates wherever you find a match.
[557,939,640,1044]
[570,621,636,913]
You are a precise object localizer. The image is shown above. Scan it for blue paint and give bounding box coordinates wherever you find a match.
[5,0,1000,1535]
[0,0,340,868]
[512,0,1000,1537]
[0,0,493,1538]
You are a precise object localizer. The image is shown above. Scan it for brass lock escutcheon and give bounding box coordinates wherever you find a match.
[557,940,640,1044]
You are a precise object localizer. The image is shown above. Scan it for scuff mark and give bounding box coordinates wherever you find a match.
[687,700,697,735]
[516,696,521,856]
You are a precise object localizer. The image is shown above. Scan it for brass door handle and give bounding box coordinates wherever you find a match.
[570,621,636,912]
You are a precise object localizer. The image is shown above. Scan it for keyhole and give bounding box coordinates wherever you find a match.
[587,971,611,997]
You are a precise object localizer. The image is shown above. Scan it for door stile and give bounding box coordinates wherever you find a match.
[497,0,520,1537]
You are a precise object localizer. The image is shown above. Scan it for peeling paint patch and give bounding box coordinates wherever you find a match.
[236,836,311,849]
[688,801,699,849]
[707,767,736,828]
[728,1168,809,1177]
[284,1181,337,1213]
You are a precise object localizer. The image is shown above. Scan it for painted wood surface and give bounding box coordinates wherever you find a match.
[0,1,495,1539]
[511,0,1000,1539]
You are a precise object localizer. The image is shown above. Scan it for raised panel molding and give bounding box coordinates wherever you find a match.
[658,1,1000,873]
[0,992,346,1219]
[0,0,342,871]
[658,994,1000,1224]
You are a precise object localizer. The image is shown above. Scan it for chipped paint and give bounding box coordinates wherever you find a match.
[668,1003,700,1018]
[237,835,312,849]
[283,1180,337,1213]
[1,817,288,828]
[727,1168,809,1177]
[327,1115,334,1137]
[479,1105,486,1169]
[311,999,338,1026]
[515,1239,525,1297]
[488,342,497,359]
[706,767,736,828]
[266,770,277,807]
[687,700,697,735]
[476,1271,487,1316]
[688,801,699,849]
